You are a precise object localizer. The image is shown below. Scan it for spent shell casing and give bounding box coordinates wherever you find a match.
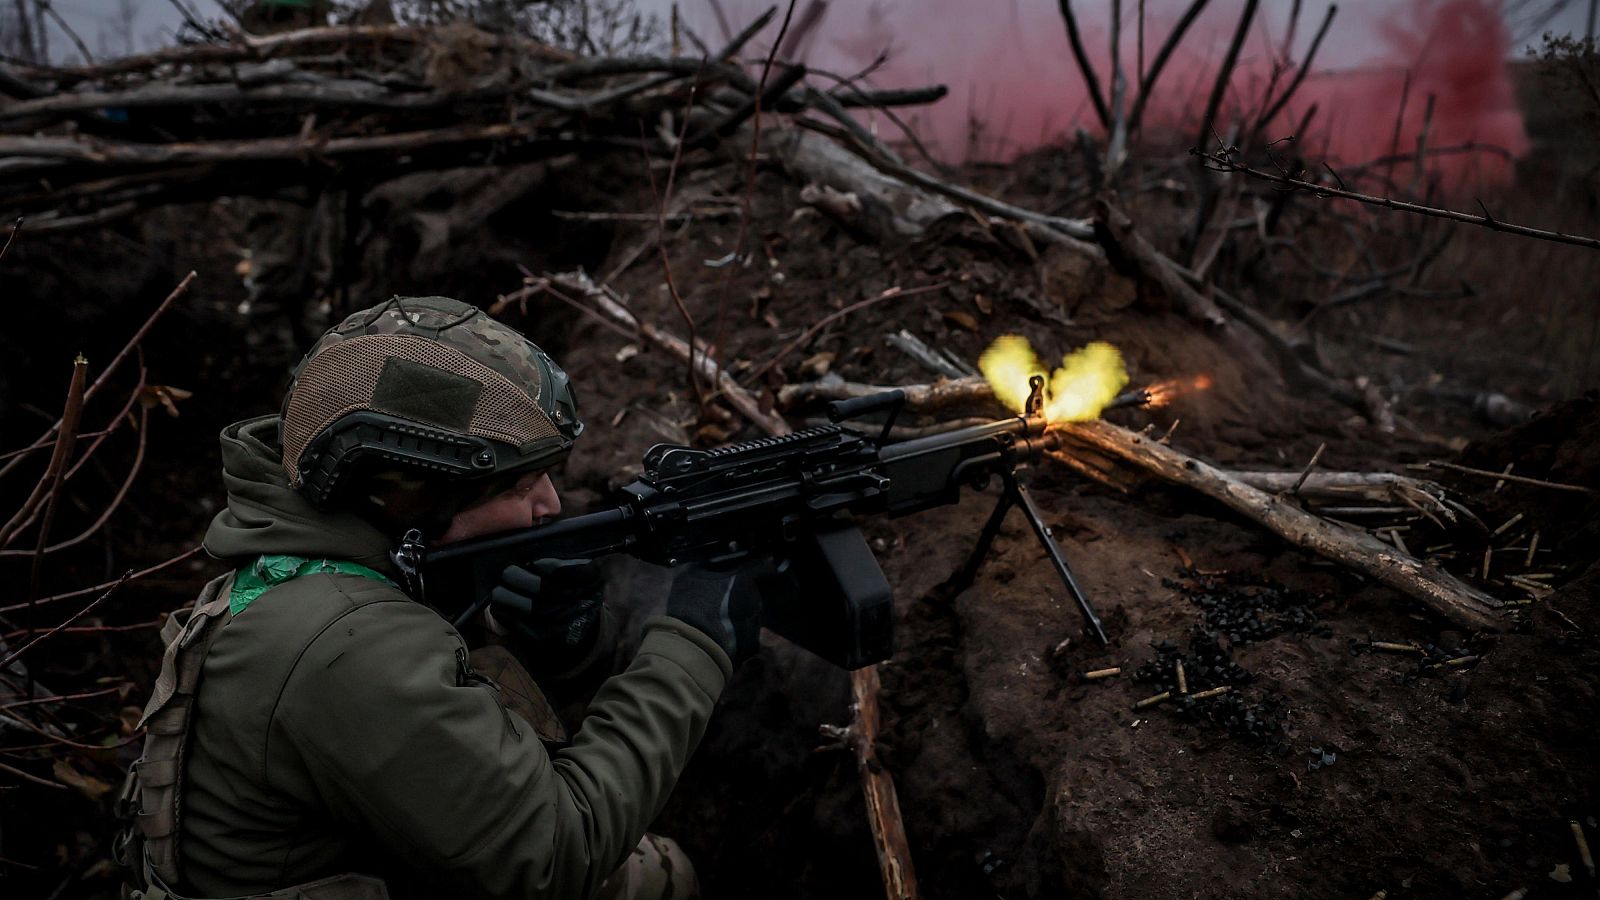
[1443,655,1480,667]
[1132,690,1172,710]
[1188,686,1231,700]
[1176,660,1188,694]
[1083,667,1121,681]
[1573,820,1595,880]
[1368,890,1388,900]
[1496,890,1526,900]
[1370,641,1423,654]
[1492,512,1525,537]
[1524,531,1540,568]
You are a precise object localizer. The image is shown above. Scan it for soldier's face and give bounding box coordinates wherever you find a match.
[436,470,562,545]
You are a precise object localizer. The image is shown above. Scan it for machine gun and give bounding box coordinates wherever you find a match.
[394,376,1109,670]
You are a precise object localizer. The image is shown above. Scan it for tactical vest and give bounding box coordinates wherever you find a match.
[115,559,568,900]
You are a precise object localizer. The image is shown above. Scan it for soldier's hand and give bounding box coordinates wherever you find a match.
[488,559,604,662]
[665,558,769,667]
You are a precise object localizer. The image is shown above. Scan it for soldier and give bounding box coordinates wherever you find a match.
[116,296,764,900]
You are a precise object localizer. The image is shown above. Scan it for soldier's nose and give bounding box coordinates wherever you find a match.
[522,472,562,521]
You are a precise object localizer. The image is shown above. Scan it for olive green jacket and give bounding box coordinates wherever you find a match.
[179,416,731,899]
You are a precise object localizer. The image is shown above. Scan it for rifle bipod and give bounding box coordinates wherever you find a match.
[952,471,1111,645]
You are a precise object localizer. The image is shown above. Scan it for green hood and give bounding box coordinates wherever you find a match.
[203,415,396,576]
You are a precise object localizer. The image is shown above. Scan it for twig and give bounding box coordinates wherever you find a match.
[716,6,777,61]
[1105,0,1129,172]
[715,0,801,368]
[0,572,131,674]
[1193,150,1600,251]
[0,271,194,483]
[1290,442,1326,497]
[18,358,87,578]
[1,619,161,640]
[743,283,949,385]
[1194,0,1259,149]
[1422,461,1596,495]
[1126,0,1212,135]
[1,405,149,558]
[35,0,94,65]
[0,545,202,614]
[1249,3,1336,141]
[1057,0,1111,129]
[643,71,708,410]
[0,216,19,262]
[0,758,66,791]
[0,685,123,711]
[548,271,790,435]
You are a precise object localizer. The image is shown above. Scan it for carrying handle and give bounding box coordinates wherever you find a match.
[827,390,906,443]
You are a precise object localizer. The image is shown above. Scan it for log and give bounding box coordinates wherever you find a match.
[1095,195,1228,327]
[1230,471,1456,523]
[760,125,961,241]
[1055,421,1504,630]
[846,666,919,900]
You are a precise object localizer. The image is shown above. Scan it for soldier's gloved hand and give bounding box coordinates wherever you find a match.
[666,559,767,666]
[488,559,605,666]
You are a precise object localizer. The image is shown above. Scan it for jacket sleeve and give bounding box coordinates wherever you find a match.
[270,596,731,900]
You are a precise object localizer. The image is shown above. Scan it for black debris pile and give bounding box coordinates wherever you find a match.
[1164,570,1332,644]
[1136,629,1252,693]
[1347,635,1485,693]
[1133,628,1291,753]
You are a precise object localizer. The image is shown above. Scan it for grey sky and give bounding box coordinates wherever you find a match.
[36,0,1600,65]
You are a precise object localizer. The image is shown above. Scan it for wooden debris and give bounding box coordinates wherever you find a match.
[1096,195,1228,327]
[1421,461,1596,496]
[548,270,789,436]
[1231,471,1455,525]
[1055,421,1504,631]
[847,666,919,900]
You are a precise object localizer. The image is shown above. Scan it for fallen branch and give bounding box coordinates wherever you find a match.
[1095,195,1227,326]
[1231,470,1456,523]
[548,270,789,435]
[820,667,920,900]
[1054,421,1504,630]
[1194,148,1600,251]
[1419,461,1597,496]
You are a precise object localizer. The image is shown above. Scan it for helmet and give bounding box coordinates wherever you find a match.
[281,296,583,508]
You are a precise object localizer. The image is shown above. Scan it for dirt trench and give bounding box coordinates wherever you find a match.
[1,147,1596,900]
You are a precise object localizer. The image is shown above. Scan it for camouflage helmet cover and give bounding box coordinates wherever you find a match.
[281,296,583,507]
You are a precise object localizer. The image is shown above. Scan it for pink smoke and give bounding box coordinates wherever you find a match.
[692,0,1529,191]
